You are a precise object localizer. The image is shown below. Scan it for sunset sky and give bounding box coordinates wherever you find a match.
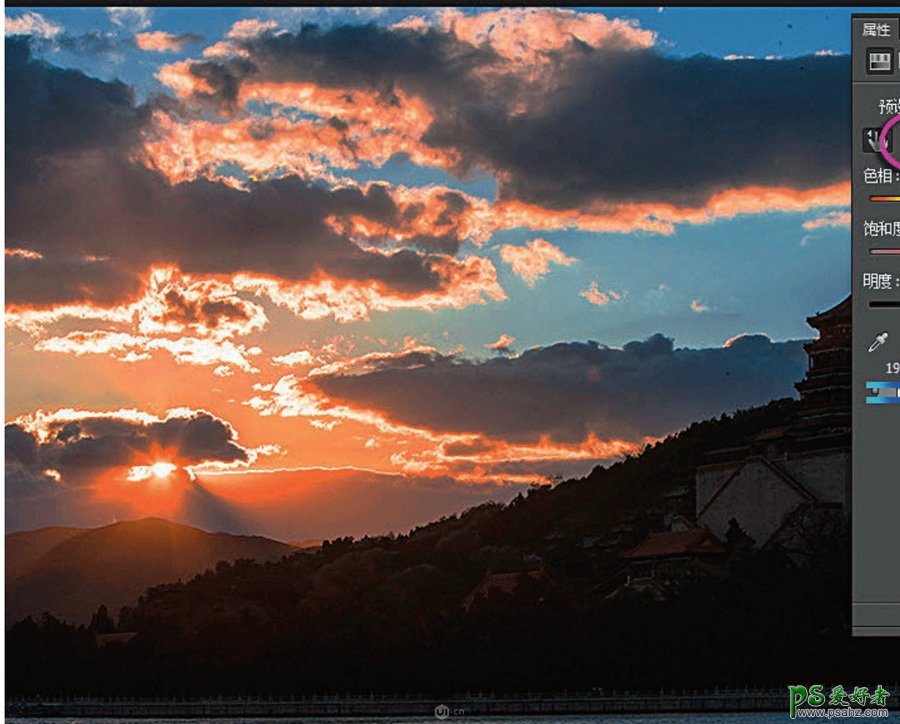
[5,6,855,540]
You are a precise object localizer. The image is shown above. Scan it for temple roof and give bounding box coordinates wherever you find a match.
[806,296,851,330]
[621,528,724,560]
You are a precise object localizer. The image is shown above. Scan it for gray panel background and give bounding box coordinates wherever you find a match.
[852,14,900,635]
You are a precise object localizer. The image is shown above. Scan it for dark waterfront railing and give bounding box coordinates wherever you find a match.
[9,686,898,718]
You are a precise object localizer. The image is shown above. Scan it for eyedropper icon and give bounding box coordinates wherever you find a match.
[869,332,889,353]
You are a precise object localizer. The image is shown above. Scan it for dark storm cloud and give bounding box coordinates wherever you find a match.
[151,413,248,464]
[45,412,249,467]
[426,52,849,208]
[312,333,808,444]
[4,39,478,308]
[5,411,249,493]
[159,288,250,328]
[5,253,143,307]
[5,407,256,534]
[181,57,256,109]
[8,159,444,297]
[187,22,491,108]
[5,37,148,181]
[6,424,39,467]
[190,23,848,208]
[51,31,127,56]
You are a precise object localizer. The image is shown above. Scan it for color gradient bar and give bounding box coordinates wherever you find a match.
[866,381,900,404]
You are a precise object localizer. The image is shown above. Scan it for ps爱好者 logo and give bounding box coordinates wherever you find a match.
[789,684,890,719]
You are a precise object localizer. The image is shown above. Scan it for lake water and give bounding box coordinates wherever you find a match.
[5,715,883,723]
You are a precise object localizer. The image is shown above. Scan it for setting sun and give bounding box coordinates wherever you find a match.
[127,461,179,483]
[151,461,177,479]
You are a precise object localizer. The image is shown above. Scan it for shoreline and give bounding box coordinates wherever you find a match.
[7,690,794,718]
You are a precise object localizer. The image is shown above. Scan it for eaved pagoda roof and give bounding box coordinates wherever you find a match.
[806,295,850,330]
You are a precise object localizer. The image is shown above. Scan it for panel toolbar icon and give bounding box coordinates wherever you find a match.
[867,47,894,74]
[864,127,893,153]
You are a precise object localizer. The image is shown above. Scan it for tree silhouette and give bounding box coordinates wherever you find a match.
[89,605,115,634]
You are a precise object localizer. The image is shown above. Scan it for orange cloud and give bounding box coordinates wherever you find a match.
[244,374,435,439]
[9,255,504,360]
[321,181,849,249]
[271,349,318,368]
[135,30,197,53]
[234,254,505,323]
[580,281,622,307]
[485,333,516,351]
[135,267,267,341]
[329,183,850,250]
[14,267,267,374]
[156,60,215,98]
[392,432,652,484]
[200,19,278,58]
[356,183,850,245]
[493,182,852,236]
[802,209,851,230]
[225,17,277,39]
[690,299,711,313]
[143,111,347,185]
[328,184,496,249]
[441,8,655,64]
[697,182,850,220]
[145,83,452,183]
[6,11,62,38]
[499,238,576,286]
[8,266,267,340]
[34,330,263,373]
[6,302,135,336]
[5,247,43,260]
[307,341,439,379]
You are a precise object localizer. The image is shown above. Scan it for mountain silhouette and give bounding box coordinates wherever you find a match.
[6,525,85,579]
[6,517,294,625]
